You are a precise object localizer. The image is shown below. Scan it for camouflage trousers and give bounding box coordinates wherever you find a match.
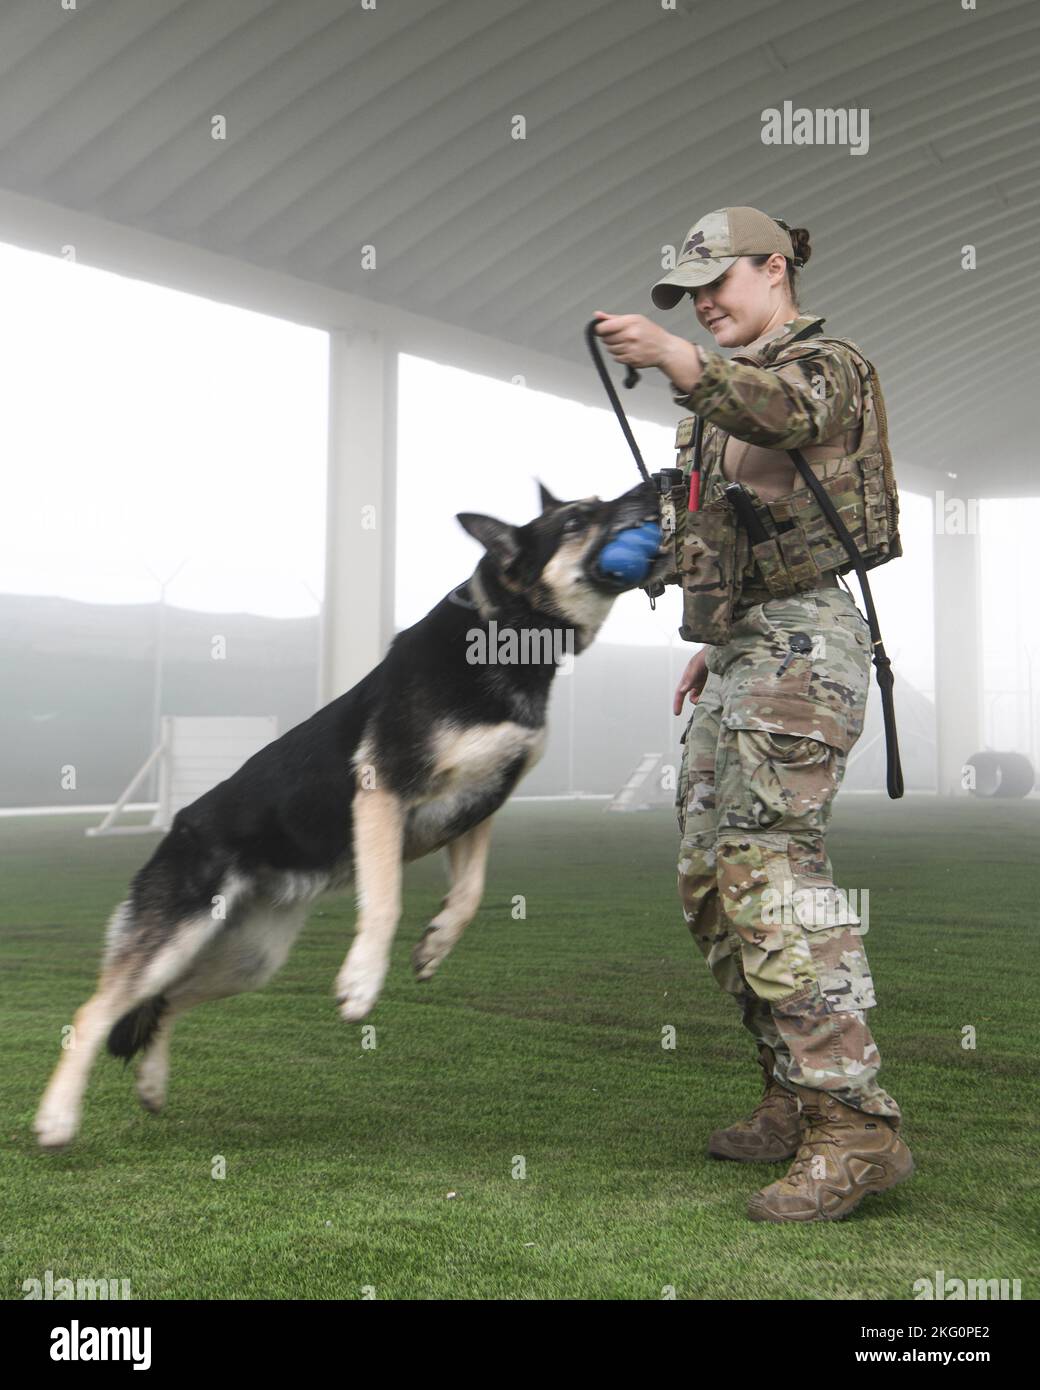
[675,583,901,1122]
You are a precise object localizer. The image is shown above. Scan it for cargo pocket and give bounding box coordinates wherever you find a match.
[829,605,871,654]
[715,831,813,1003]
[799,595,871,750]
[790,872,876,1013]
[723,691,853,757]
[748,729,841,827]
[739,594,820,700]
[721,695,853,831]
[751,591,820,646]
[677,714,715,838]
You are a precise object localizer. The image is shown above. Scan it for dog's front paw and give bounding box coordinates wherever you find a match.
[335,955,387,1022]
[412,925,455,982]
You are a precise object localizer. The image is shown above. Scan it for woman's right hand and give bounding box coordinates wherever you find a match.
[674,648,709,716]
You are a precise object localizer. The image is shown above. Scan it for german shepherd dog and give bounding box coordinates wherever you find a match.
[34,479,668,1148]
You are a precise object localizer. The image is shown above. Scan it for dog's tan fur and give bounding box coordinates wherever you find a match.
[33,479,668,1148]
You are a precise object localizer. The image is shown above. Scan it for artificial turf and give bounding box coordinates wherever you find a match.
[1,797,1036,1300]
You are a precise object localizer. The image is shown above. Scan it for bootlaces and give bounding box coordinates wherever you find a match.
[786,1112,847,1181]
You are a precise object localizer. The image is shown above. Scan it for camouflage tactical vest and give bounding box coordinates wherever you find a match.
[667,332,901,645]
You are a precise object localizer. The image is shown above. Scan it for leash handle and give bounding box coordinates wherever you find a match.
[584,320,650,485]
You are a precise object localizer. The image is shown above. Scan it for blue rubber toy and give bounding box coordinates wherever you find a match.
[595,520,662,585]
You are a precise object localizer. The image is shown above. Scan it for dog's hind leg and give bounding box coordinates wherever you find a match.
[34,901,225,1149]
[135,1010,176,1113]
[412,814,495,982]
[34,970,141,1149]
[336,785,404,1021]
[134,898,310,1114]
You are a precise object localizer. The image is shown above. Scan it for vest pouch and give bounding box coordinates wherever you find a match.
[749,535,792,597]
[767,468,869,579]
[797,468,869,575]
[857,449,900,560]
[775,525,819,588]
[678,496,741,645]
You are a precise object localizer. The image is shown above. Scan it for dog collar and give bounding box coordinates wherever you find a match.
[448,568,498,618]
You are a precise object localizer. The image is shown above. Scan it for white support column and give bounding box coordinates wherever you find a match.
[319,328,398,707]
[932,523,983,795]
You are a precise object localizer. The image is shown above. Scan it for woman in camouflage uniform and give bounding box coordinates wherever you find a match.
[594,207,912,1222]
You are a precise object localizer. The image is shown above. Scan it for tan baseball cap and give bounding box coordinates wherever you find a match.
[651,207,795,310]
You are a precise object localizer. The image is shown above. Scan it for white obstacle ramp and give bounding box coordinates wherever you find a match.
[87,715,278,837]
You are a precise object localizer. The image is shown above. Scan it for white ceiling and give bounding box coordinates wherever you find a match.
[0,0,1036,492]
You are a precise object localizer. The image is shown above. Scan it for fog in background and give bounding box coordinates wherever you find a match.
[2,241,1037,808]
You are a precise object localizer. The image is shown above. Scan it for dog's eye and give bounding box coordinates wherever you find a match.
[562,513,585,534]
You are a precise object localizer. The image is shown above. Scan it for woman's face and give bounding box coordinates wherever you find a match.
[690,253,790,348]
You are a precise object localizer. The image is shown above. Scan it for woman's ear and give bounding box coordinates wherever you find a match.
[767,251,788,287]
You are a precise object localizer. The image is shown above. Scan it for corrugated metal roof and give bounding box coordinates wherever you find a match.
[0,0,1036,489]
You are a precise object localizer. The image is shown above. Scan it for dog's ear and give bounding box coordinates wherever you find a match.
[536,480,562,512]
[456,512,522,569]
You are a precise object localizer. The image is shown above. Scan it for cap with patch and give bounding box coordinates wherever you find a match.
[651,207,796,310]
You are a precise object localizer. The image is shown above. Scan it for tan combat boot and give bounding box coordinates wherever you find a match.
[707,1045,801,1162]
[747,1087,914,1222]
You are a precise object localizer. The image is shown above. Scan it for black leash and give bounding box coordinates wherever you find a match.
[584,320,651,485]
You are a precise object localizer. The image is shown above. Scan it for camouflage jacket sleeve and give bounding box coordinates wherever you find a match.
[675,342,861,450]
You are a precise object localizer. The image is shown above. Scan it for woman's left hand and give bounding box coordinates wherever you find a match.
[592,310,677,370]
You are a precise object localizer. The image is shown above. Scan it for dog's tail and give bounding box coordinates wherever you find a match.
[106,995,169,1062]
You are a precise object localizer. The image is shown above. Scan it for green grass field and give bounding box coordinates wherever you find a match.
[1,798,1037,1300]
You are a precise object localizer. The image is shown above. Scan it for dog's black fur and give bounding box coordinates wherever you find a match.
[35,478,668,1146]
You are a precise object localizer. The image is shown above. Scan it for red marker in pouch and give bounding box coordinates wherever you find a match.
[687,415,704,512]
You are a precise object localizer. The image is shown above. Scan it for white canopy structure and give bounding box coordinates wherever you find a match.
[1,0,1036,794]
